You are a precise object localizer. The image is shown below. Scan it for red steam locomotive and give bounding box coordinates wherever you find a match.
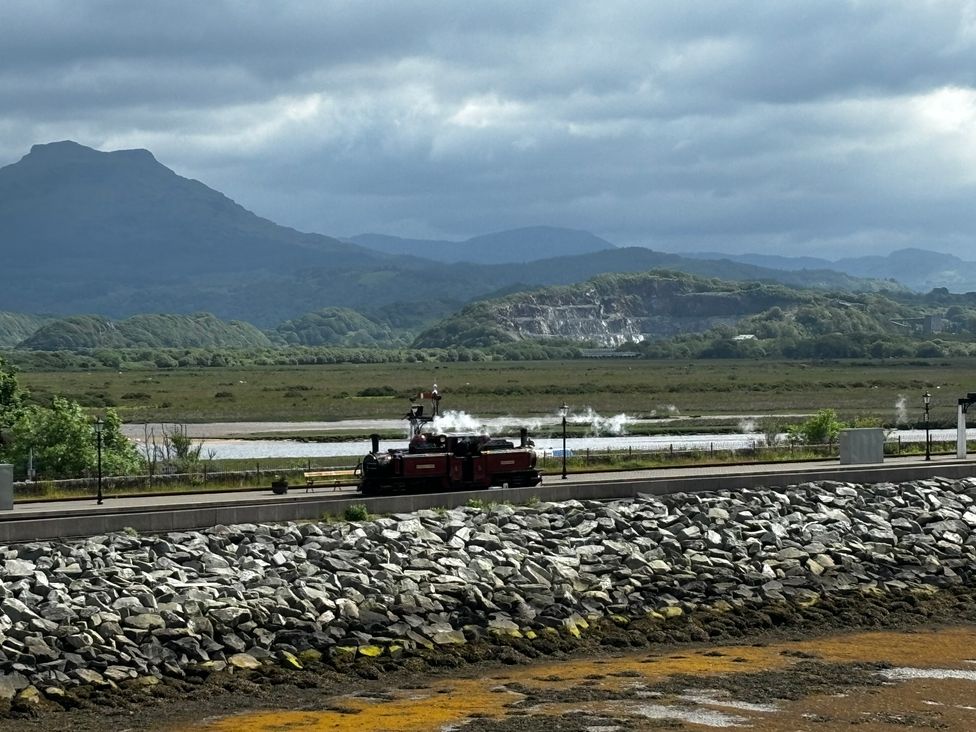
[359,388,543,495]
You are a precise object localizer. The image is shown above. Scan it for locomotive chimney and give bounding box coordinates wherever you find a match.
[520,427,527,447]
[370,433,380,454]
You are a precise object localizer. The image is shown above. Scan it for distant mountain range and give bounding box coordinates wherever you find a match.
[0,140,953,350]
[683,248,976,293]
[347,226,615,264]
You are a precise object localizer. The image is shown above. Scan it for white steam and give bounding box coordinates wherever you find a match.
[430,410,489,434]
[417,407,636,438]
[738,418,757,434]
[651,405,681,417]
[515,418,547,432]
[894,395,907,425]
[567,406,632,436]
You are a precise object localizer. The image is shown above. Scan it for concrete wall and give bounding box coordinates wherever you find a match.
[839,428,885,465]
[0,465,12,512]
[1,461,975,544]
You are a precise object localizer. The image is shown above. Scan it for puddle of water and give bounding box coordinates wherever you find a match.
[678,689,781,713]
[188,626,976,732]
[882,667,976,681]
[629,701,749,727]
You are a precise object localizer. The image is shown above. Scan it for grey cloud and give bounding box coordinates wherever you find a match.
[2,1,976,259]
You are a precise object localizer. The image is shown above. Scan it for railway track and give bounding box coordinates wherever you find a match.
[2,456,975,544]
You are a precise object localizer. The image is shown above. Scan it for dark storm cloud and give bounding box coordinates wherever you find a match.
[3,1,976,258]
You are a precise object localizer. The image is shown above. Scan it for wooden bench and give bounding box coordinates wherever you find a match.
[303,469,358,492]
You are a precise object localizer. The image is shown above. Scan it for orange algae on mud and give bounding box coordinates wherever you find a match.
[193,680,515,732]
[191,647,791,732]
[190,626,976,732]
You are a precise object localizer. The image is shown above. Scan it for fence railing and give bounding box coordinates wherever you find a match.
[536,437,953,470]
[13,463,359,500]
[11,437,961,500]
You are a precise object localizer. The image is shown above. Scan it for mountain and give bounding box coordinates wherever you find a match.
[0,141,378,278]
[684,248,976,293]
[0,141,399,322]
[17,313,272,350]
[348,226,615,264]
[832,249,976,292]
[0,141,910,332]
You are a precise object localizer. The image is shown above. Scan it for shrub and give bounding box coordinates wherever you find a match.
[344,504,370,521]
[356,386,398,397]
[788,408,845,446]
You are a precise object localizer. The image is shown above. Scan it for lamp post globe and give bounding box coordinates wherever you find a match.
[560,404,569,480]
[94,417,104,505]
[923,392,931,461]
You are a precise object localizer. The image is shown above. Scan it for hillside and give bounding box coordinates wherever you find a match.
[413,270,958,355]
[502,247,904,294]
[685,248,976,293]
[349,226,615,264]
[17,313,272,350]
[274,308,402,347]
[414,271,814,348]
[0,312,50,348]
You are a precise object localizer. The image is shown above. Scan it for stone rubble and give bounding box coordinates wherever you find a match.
[2,476,976,705]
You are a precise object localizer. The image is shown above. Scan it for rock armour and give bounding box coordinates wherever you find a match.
[2,476,976,701]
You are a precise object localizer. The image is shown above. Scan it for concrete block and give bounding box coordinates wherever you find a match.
[0,465,12,511]
[839,428,885,465]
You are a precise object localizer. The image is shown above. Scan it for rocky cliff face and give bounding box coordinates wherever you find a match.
[482,276,798,346]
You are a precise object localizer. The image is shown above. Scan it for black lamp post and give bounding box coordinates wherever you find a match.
[923,392,931,461]
[560,403,569,479]
[94,417,104,504]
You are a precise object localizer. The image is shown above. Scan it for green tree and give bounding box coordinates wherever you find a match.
[0,356,26,460]
[0,355,24,417]
[7,398,93,478]
[98,410,143,476]
[5,398,141,479]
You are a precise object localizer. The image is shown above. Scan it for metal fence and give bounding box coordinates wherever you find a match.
[536,436,949,469]
[11,437,958,500]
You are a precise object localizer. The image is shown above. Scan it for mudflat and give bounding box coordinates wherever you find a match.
[4,594,976,732]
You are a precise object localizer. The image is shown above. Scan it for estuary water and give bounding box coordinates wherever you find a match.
[121,422,966,460]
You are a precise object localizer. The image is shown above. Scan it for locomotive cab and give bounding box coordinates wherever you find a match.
[408,432,447,454]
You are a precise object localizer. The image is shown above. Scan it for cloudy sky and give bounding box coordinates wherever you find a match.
[3,1,976,259]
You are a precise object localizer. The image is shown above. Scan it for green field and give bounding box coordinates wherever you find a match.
[16,358,967,428]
